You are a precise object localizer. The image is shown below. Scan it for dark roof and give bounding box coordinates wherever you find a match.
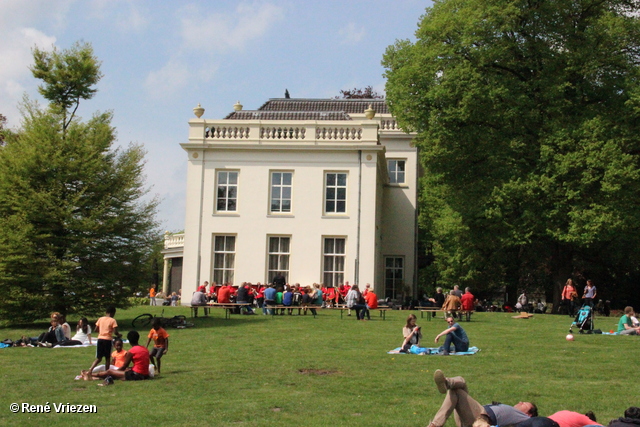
[257,98,389,114]
[223,110,353,121]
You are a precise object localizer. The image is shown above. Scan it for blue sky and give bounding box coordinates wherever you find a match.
[0,0,429,230]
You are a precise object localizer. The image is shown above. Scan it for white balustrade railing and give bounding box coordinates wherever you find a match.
[164,233,184,249]
[189,120,380,144]
[316,126,362,140]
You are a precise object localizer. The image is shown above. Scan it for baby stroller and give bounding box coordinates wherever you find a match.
[569,304,594,334]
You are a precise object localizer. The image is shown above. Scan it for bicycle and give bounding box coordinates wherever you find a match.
[132,309,194,329]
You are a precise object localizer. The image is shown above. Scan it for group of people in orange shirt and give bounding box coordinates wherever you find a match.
[58,306,171,385]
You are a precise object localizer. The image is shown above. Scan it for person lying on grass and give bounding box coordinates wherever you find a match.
[83,330,150,382]
[609,407,640,427]
[428,369,537,427]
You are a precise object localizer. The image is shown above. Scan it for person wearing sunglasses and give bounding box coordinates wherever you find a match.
[434,316,469,355]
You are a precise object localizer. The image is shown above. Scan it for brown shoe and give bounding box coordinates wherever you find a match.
[434,369,448,394]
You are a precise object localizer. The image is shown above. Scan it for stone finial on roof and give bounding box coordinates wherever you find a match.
[193,103,204,118]
[364,104,375,119]
[234,101,243,111]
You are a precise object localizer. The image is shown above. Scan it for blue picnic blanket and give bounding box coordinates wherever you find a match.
[388,345,480,355]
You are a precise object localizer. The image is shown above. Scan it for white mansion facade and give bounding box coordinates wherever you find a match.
[163,98,418,301]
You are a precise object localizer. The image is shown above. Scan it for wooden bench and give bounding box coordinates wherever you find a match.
[264,304,317,318]
[333,305,390,320]
[420,308,473,321]
[187,303,253,319]
[187,304,210,318]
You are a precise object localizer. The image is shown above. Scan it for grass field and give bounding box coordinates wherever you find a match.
[1,305,638,427]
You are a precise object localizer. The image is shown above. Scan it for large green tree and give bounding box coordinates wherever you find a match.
[383,0,640,308]
[0,42,158,322]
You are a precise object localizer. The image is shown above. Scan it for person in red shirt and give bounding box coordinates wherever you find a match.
[364,287,378,320]
[218,283,232,303]
[460,287,475,321]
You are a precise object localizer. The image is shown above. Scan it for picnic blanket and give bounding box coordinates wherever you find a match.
[54,339,129,348]
[388,345,480,355]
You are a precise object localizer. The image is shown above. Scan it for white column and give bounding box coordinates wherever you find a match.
[162,258,170,294]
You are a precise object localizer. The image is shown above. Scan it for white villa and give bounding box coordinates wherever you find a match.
[162,97,418,301]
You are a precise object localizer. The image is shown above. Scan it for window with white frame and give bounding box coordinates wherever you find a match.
[384,256,404,299]
[388,159,406,184]
[324,172,347,214]
[216,171,238,212]
[323,237,346,287]
[267,236,290,283]
[213,235,235,284]
[270,172,292,213]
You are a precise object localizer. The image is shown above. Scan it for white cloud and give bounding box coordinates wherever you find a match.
[338,22,366,45]
[144,2,283,100]
[180,2,285,53]
[0,27,57,126]
[144,60,190,99]
[88,0,149,33]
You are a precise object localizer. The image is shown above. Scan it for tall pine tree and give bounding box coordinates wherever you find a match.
[0,42,158,321]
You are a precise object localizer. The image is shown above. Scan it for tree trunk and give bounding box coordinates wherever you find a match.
[550,243,573,314]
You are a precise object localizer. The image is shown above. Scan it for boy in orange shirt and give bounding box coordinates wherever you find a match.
[146,318,169,374]
[86,306,121,377]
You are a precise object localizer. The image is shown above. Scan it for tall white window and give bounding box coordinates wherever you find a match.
[384,256,404,299]
[323,237,346,287]
[216,171,238,212]
[270,172,292,213]
[324,172,347,214]
[213,235,235,284]
[388,159,406,184]
[267,236,290,283]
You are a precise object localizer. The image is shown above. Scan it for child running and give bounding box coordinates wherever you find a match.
[86,306,121,376]
[145,318,169,374]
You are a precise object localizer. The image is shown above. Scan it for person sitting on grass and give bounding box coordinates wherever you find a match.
[82,338,127,376]
[84,331,150,382]
[37,313,65,347]
[146,318,169,375]
[400,314,422,353]
[71,317,92,345]
[434,316,469,355]
[617,307,640,335]
[427,369,537,427]
[87,306,121,376]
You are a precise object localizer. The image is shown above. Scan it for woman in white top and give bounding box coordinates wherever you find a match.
[71,317,92,345]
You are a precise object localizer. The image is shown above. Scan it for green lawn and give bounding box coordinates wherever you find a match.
[0,306,638,427]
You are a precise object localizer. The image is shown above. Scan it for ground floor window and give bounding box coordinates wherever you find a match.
[323,237,346,287]
[385,256,404,299]
[213,235,235,284]
[267,236,290,284]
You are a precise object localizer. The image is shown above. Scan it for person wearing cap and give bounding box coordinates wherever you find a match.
[428,370,537,427]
